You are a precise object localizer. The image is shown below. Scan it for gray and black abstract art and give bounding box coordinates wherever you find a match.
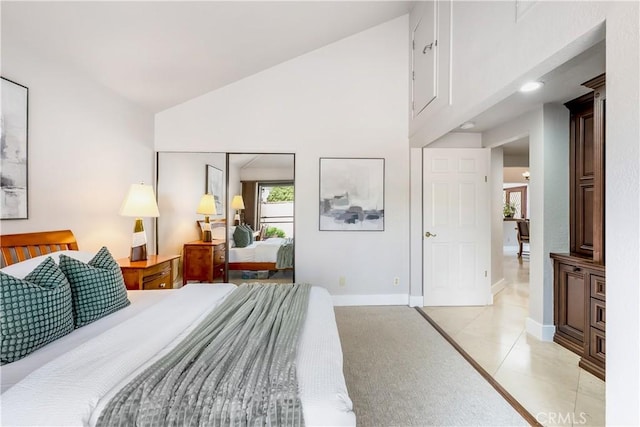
[1,78,28,220]
[319,158,384,231]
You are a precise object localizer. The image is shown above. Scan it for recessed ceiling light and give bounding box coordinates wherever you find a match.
[459,121,476,130]
[519,81,544,93]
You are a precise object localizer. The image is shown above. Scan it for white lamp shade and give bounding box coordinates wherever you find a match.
[119,184,160,218]
[231,195,245,210]
[197,194,217,215]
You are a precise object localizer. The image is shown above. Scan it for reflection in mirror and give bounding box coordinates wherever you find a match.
[226,153,295,285]
[156,152,227,285]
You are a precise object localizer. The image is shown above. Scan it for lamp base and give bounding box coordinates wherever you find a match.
[130,218,148,261]
[130,244,148,262]
[202,229,212,242]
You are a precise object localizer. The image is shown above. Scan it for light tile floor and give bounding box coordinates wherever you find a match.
[423,249,605,427]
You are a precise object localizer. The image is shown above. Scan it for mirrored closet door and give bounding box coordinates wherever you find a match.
[226,153,295,285]
[156,152,294,286]
[156,152,227,285]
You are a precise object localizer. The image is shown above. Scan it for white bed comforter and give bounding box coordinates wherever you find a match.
[1,284,355,427]
[228,237,286,263]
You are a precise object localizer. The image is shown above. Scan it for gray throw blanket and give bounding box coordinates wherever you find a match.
[276,238,294,269]
[97,283,311,427]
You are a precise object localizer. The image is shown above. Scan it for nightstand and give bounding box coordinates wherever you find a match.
[117,255,180,291]
[183,239,226,284]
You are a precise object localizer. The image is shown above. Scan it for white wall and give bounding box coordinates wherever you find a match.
[239,167,293,182]
[604,4,640,422]
[156,16,410,302]
[483,105,569,340]
[502,221,518,249]
[490,147,504,291]
[0,43,154,257]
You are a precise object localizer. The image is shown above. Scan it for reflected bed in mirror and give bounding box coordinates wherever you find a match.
[226,153,295,285]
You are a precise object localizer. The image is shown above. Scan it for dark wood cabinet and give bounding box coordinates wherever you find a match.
[567,92,596,257]
[551,253,606,380]
[553,259,587,354]
[552,73,605,381]
[182,240,226,285]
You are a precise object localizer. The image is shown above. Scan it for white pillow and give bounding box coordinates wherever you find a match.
[211,227,226,241]
[0,251,96,279]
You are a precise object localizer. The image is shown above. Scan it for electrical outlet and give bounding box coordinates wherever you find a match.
[393,277,400,287]
[339,276,346,287]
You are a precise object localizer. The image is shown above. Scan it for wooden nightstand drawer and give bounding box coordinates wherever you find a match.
[214,244,225,264]
[117,255,179,291]
[143,262,171,279]
[143,271,172,290]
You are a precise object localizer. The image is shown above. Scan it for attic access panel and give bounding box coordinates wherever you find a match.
[412,1,438,116]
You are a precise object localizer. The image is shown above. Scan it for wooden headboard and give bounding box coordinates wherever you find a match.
[0,230,79,267]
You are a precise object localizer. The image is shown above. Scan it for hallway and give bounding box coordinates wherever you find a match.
[423,249,605,426]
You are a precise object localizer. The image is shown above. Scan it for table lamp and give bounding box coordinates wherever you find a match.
[120,183,160,261]
[197,193,217,242]
[231,195,245,226]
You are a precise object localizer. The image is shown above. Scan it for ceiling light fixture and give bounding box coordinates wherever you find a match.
[459,121,476,130]
[519,81,544,93]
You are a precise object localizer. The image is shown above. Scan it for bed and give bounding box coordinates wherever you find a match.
[204,222,293,272]
[0,230,355,426]
[228,237,294,272]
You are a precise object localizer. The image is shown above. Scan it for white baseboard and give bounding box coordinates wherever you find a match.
[332,294,409,306]
[409,295,423,307]
[492,278,507,295]
[525,317,555,341]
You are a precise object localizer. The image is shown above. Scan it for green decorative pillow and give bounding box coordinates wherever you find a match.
[233,226,250,248]
[241,224,254,244]
[59,247,130,328]
[0,257,74,364]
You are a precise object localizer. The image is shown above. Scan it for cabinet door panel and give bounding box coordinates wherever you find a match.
[412,1,437,114]
[577,185,594,253]
[184,246,214,283]
[556,263,586,344]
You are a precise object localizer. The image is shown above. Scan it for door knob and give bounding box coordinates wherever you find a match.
[424,231,437,238]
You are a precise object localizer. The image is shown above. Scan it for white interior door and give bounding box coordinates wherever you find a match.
[423,148,491,306]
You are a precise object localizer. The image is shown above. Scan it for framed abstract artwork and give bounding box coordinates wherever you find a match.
[206,164,224,217]
[319,157,384,231]
[1,77,29,220]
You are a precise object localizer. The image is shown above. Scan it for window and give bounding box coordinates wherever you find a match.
[504,186,528,219]
[258,182,294,238]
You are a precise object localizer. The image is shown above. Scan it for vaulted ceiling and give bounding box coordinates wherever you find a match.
[2,1,413,113]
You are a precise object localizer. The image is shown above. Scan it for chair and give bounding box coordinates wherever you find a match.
[516,220,530,258]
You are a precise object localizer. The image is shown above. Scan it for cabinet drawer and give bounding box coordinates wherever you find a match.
[214,246,225,265]
[589,327,606,363]
[143,271,172,290]
[142,261,171,278]
[590,298,605,330]
[590,274,605,301]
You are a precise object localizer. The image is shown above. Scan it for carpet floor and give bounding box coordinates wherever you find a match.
[334,306,527,427]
